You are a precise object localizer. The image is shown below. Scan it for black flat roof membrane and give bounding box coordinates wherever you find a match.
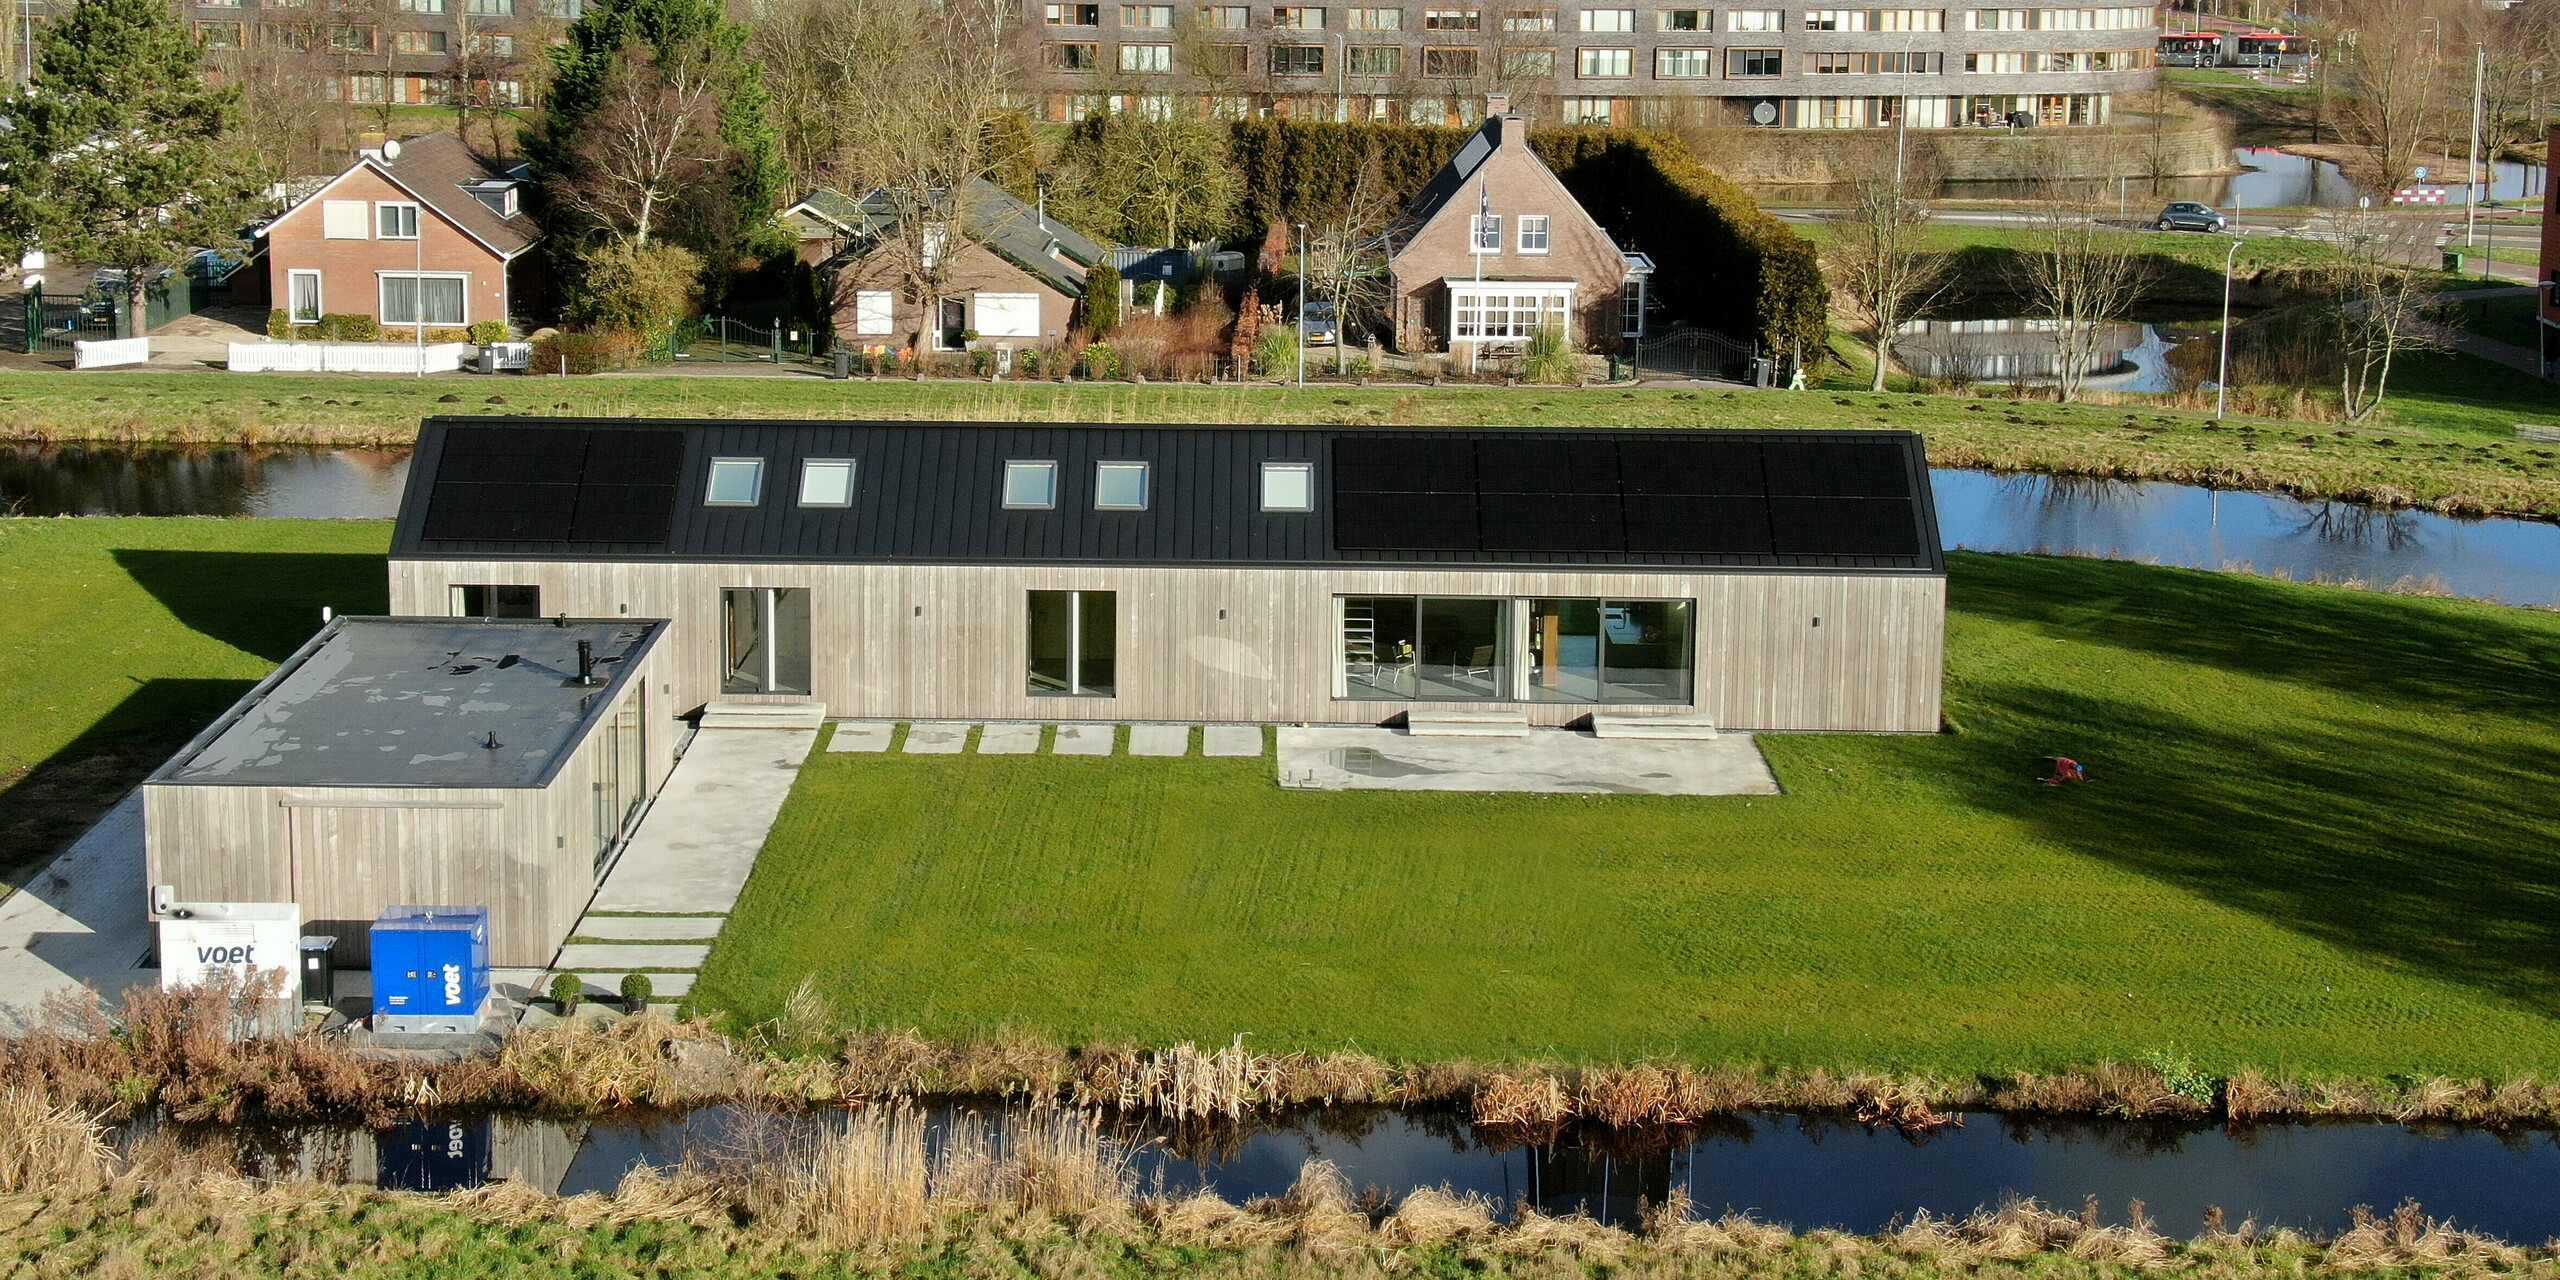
[393,419,1942,573]
[153,618,664,789]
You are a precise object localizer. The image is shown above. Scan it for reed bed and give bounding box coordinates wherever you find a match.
[13,983,2560,1132]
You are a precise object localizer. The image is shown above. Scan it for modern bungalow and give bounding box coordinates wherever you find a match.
[261,131,536,332]
[784,181,1106,356]
[1386,113,1651,358]
[384,419,1946,734]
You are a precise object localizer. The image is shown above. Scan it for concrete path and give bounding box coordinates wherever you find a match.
[902,722,973,753]
[1276,726,1780,796]
[553,726,818,1005]
[1128,724,1193,756]
[1052,724,1115,755]
[0,793,157,1028]
[977,722,1044,754]
[1203,725,1265,757]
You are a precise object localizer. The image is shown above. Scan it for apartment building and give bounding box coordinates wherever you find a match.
[1012,2,2160,129]
[12,0,567,107]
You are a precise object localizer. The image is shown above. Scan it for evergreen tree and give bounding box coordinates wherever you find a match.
[0,0,262,322]
[528,0,784,264]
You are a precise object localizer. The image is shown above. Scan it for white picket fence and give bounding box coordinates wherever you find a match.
[73,337,150,369]
[227,341,473,374]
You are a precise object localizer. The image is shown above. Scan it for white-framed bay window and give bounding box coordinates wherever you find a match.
[378,271,468,326]
[1449,281,1573,343]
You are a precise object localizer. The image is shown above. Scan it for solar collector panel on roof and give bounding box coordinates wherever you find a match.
[422,426,682,548]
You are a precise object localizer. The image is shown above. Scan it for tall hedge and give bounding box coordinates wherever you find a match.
[1219,120,1826,359]
[1528,128,1828,361]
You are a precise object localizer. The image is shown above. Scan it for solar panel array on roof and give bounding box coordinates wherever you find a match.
[421,427,684,547]
[1330,435,1923,559]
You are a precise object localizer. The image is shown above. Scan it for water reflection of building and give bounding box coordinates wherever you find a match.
[1893,318,2147,382]
[1527,1143,1674,1226]
[239,1118,586,1194]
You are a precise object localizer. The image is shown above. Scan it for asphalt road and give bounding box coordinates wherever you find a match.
[1773,204,2544,282]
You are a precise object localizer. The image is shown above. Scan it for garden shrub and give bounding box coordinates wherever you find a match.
[619,973,653,1013]
[548,973,582,1013]
[529,330,625,375]
[1080,262,1122,335]
[1519,325,1578,385]
[1015,347,1042,376]
[1252,322,1299,378]
[315,313,379,342]
[1078,341,1122,379]
[969,347,995,376]
[466,319,510,345]
[265,309,289,339]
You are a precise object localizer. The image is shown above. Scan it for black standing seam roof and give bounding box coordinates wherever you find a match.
[391,418,1944,573]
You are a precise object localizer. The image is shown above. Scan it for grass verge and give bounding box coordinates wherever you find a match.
[0,517,389,879]
[692,551,2560,1080]
[6,373,2560,518]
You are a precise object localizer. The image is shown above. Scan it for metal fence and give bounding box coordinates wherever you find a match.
[22,290,121,355]
[670,315,822,365]
[1627,327,1760,384]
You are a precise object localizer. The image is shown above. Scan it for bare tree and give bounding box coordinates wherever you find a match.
[214,35,341,191]
[1115,118,1239,249]
[1822,132,1948,392]
[1303,145,1396,373]
[552,41,734,245]
[2307,0,2459,191]
[2014,151,2148,404]
[2312,210,2443,422]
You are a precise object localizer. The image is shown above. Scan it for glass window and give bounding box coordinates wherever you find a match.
[327,23,374,50]
[1471,213,1500,251]
[1349,45,1400,74]
[1047,1,1100,19]
[1027,590,1116,696]
[196,20,244,46]
[1424,7,1480,26]
[1348,5,1401,24]
[377,203,419,238]
[1517,214,1550,251]
[1526,598,1692,702]
[1270,43,1326,73]
[393,29,445,52]
[721,587,811,696]
[1655,46,1715,76]
[799,459,856,507]
[1658,7,1705,26]
[1579,6,1632,27]
[1045,41,1100,68]
[1576,45,1631,76]
[1121,3,1173,22]
[1120,42,1171,70]
[1340,597,1509,701]
[1197,4,1248,23]
[706,457,765,506]
[379,274,465,325]
[450,584,539,617]
[1502,47,1556,73]
[1261,461,1314,511]
[1728,46,1782,75]
[1004,459,1058,509]
[464,0,510,13]
[1272,5,1325,26]
[398,0,445,10]
[1504,7,1555,26]
[1200,42,1249,71]
[287,271,321,322]
[1094,461,1149,510]
[1727,7,1782,28]
[1423,45,1477,75]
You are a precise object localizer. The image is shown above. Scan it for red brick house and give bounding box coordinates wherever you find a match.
[262,132,536,332]
[2541,124,2557,380]
[785,181,1105,354]
[1386,112,1650,358]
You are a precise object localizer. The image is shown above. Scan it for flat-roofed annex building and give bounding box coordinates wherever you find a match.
[387,418,1945,733]
[143,616,675,968]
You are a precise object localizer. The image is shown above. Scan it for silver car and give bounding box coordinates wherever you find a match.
[2153,202,2231,232]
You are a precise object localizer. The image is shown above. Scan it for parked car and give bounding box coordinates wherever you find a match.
[1302,299,1339,345]
[2153,202,2231,233]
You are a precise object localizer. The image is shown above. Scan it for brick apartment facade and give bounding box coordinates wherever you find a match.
[263,132,536,328]
[11,0,564,107]
[1010,1,2160,129]
[1386,112,1645,354]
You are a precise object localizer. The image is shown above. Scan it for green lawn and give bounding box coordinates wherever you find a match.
[691,553,2560,1079]
[0,518,390,876]
[2447,293,2548,351]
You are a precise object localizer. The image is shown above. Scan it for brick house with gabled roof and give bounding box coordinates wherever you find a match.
[261,131,537,332]
[1386,112,1650,359]
[785,179,1107,355]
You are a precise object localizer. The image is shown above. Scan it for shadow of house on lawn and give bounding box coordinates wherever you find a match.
[1940,552,2560,1021]
[110,548,388,663]
[0,548,389,882]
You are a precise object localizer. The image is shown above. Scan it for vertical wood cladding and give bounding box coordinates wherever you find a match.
[390,559,1944,732]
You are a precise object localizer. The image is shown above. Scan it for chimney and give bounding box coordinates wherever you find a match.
[1484,93,1511,118]
[357,131,389,162]
[569,638,606,687]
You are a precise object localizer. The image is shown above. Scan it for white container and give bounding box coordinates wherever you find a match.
[74,337,149,369]
[158,902,302,996]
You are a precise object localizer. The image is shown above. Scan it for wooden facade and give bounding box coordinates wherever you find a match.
[143,628,676,969]
[389,561,1945,733]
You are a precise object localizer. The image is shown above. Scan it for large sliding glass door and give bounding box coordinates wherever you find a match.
[1027,590,1116,696]
[721,587,812,695]
[1343,595,1693,704]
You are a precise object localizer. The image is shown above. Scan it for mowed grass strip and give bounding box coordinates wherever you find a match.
[691,552,2560,1078]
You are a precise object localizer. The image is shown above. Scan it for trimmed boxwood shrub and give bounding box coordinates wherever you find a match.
[548,972,582,1013]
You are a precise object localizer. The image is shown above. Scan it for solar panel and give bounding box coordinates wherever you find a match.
[1480,492,1624,551]
[1334,491,1479,550]
[1767,497,1923,557]
[1474,439,1621,495]
[1761,440,1912,498]
[1624,495,1774,555]
[422,427,680,548]
[1621,439,1766,496]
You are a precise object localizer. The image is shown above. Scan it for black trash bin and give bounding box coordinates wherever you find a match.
[1749,357,1775,388]
[299,935,336,1009]
[831,348,853,379]
[476,346,496,375]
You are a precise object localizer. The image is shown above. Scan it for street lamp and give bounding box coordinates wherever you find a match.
[1295,221,1307,389]
[2215,236,2241,420]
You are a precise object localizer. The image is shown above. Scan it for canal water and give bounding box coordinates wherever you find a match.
[1759,147,2544,212]
[8,443,2554,607]
[215,1105,2560,1242]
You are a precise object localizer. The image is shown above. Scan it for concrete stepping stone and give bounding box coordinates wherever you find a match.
[826,721,895,752]
[554,943,710,971]
[576,916,724,942]
[558,972,697,999]
[977,722,1043,754]
[902,722,973,753]
[1051,724,1115,755]
[1128,723,1194,757]
[1203,724,1265,757]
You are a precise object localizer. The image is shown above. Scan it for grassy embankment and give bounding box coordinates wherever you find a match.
[7,373,2560,520]
[0,518,390,879]
[691,550,2560,1081]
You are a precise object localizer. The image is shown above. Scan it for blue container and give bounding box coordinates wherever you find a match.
[376,1118,493,1192]
[370,906,490,1033]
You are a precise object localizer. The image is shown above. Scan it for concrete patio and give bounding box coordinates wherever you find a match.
[1276,726,1780,796]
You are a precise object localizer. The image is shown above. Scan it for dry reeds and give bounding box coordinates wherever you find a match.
[0,1087,115,1194]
